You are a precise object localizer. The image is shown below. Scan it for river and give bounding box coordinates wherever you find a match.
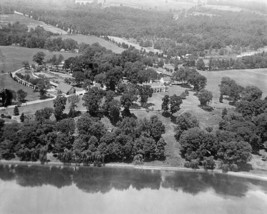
[0,164,267,214]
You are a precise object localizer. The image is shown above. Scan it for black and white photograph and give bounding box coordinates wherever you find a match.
[0,0,267,213]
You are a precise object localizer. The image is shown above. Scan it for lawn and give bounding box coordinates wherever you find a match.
[0,46,78,73]
[0,73,40,101]
[56,34,124,54]
[0,14,67,35]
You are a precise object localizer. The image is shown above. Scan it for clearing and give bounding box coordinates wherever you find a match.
[0,14,67,35]
[56,34,124,54]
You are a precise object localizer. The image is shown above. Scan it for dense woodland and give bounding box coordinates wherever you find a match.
[2,0,267,57]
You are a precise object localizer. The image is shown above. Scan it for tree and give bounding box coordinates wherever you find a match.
[196,58,205,70]
[175,112,199,140]
[105,66,123,91]
[22,61,30,70]
[83,87,104,116]
[180,128,218,165]
[77,113,106,140]
[197,89,213,106]
[1,89,14,107]
[120,90,138,117]
[218,141,252,170]
[13,105,19,116]
[33,51,46,65]
[20,113,25,122]
[37,78,50,99]
[170,95,183,115]
[56,118,75,135]
[108,100,121,125]
[35,108,54,122]
[219,77,243,103]
[161,95,169,114]
[138,85,153,107]
[149,116,165,141]
[222,108,228,119]
[188,71,207,91]
[241,86,262,102]
[73,71,85,86]
[68,95,80,117]
[17,89,27,103]
[53,95,67,121]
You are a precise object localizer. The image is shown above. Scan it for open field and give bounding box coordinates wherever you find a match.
[204,5,242,12]
[103,0,196,11]
[0,73,40,102]
[0,14,67,35]
[108,36,162,54]
[56,34,124,54]
[200,68,267,101]
[0,46,78,73]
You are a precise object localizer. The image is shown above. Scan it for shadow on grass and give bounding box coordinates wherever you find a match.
[199,105,214,112]
[162,111,171,118]
[145,103,155,108]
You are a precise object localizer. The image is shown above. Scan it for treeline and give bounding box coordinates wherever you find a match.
[175,78,267,171]
[197,52,267,71]
[0,22,78,51]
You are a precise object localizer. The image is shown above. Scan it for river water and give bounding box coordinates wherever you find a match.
[0,164,267,214]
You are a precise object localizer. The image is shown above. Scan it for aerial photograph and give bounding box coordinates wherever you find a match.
[0,0,267,213]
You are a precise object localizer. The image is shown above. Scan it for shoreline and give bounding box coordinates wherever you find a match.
[1,160,267,182]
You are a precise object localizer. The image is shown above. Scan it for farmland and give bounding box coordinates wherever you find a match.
[0,14,67,35]
[56,34,124,54]
[0,46,78,73]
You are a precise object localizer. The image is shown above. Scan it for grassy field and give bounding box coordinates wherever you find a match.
[108,36,162,54]
[0,14,67,35]
[104,0,196,11]
[56,34,124,54]
[200,68,267,100]
[0,46,78,73]
[0,74,40,101]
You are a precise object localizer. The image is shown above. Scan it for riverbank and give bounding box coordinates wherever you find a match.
[1,160,267,182]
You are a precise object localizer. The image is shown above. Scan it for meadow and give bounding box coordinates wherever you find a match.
[0,46,78,73]
[0,14,67,35]
[57,34,124,54]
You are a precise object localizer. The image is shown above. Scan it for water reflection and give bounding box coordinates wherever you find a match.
[0,164,267,198]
